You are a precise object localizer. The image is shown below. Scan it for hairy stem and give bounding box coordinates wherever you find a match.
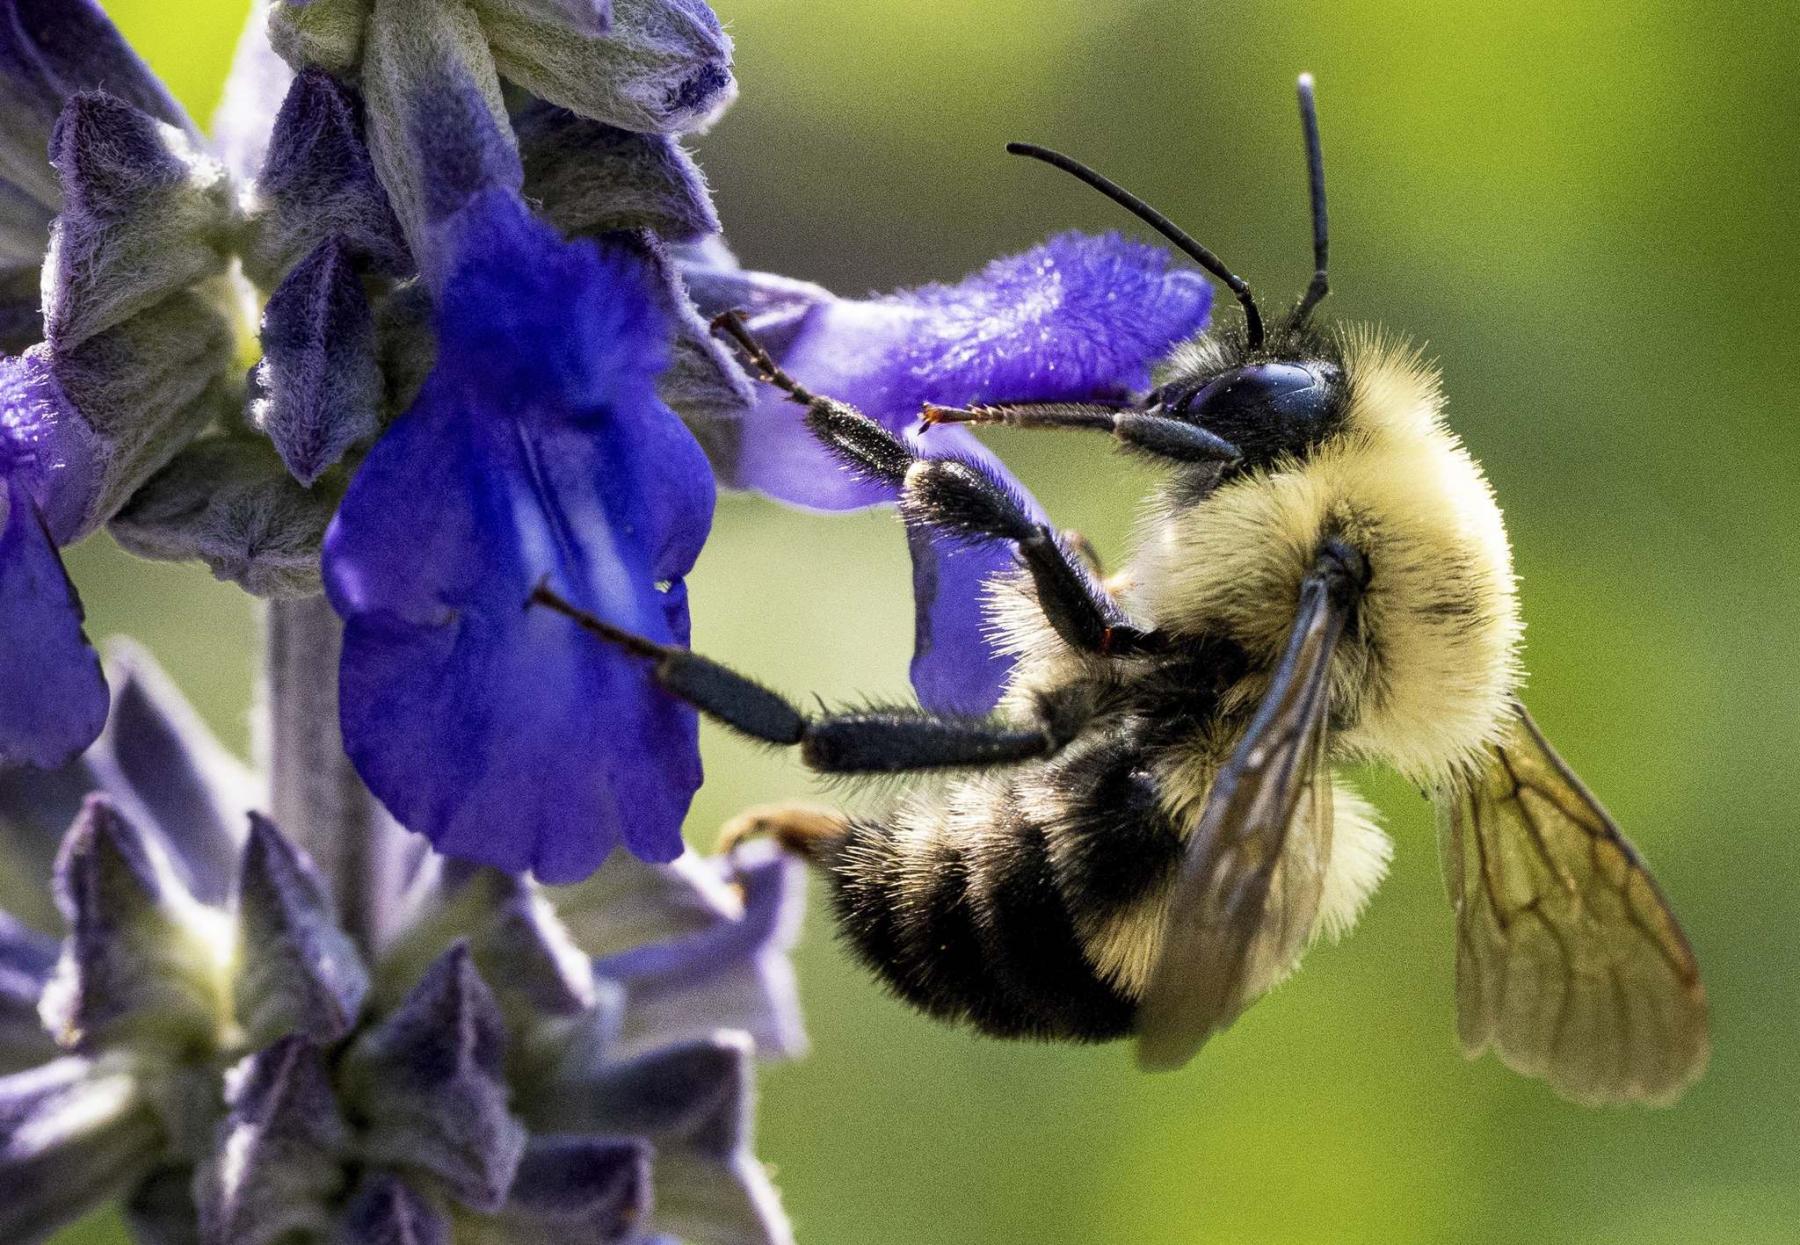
[263,594,407,951]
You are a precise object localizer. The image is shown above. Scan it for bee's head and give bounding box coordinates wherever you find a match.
[1009,75,1347,478]
[1144,334,1349,476]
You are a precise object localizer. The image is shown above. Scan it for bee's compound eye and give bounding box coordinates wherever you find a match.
[1178,361,1342,454]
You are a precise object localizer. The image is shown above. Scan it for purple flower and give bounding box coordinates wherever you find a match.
[0,354,105,768]
[0,0,232,771]
[0,645,803,1242]
[323,190,716,881]
[684,233,1213,712]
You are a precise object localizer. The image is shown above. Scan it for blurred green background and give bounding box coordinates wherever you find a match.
[54,1,1800,1242]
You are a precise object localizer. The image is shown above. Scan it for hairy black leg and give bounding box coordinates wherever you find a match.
[710,312,1161,657]
[898,455,1160,655]
[922,401,1241,466]
[529,586,1092,773]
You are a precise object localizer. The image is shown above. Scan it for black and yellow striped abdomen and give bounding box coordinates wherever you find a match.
[819,733,1188,1042]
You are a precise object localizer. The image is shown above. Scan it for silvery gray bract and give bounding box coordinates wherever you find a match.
[0,645,803,1244]
[0,0,192,353]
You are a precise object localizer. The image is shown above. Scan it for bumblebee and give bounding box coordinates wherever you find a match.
[535,76,1707,1104]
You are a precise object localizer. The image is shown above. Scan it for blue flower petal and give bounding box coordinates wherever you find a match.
[324,192,715,880]
[720,232,1211,713]
[906,520,1017,716]
[729,231,1211,506]
[2,345,101,545]
[0,480,106,769]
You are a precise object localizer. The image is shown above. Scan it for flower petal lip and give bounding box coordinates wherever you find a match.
[324,192,715,880]
[1,347,99,545]
[723,231,1212,508]
[690,232,1212,712]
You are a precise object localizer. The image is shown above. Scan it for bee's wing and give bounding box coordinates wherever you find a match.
[1134,562,1354,1071]
[1437,701,1708,1104]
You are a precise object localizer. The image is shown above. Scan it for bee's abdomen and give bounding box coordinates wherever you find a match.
[820,746,1182,1043]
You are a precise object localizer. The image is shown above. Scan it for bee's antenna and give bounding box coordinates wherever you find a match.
[1292,73,1330,327]
[1006,141,1264,351]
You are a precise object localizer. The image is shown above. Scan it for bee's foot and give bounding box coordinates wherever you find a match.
[718,802,849,866]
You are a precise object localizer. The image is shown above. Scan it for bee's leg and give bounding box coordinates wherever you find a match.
[713,314,1158,658]
[810,397,1159,654]
[529,585,1094,770]
[717,802,848,864]
[922,402,1241,466]
[713,311,1161,656]
[893,450,1162,656]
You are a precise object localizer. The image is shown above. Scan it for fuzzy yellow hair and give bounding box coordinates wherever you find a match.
[1128,329,1523,787]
